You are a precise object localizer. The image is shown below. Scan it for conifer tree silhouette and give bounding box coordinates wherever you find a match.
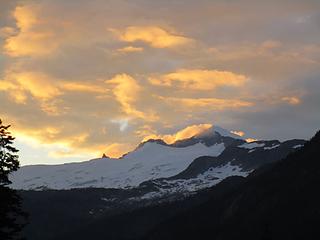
[0,119,27,240]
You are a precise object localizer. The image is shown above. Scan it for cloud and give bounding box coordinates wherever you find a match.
[60,82,108,94]
[246,138,258,143]
[13,125,88,148]
[261,40,282,49]
[0,0,319,165]
[0,71,110,115]
[143,123,213,144]
[4,4,60,57]
[0,71,63,108]
[117,46,144,53]
[103,143,132,158]
[231,130,245,137]
[0,27,17,38]
[111,119,129,132]
[1,71,109,100]
[281,96,301,105]
[15,128,106,161]
[106,74,158,121]
[149,69,247,90]
[14,72,62,100]
[106,74,142,117]
[110,26,192,48]
[157,96,253,111]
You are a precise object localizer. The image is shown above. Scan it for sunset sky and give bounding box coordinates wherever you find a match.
[0,0,319,165]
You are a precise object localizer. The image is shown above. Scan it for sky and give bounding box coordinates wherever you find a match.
[0,0,319,165]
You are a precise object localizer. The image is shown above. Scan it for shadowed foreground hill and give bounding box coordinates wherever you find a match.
[145,131,320,240]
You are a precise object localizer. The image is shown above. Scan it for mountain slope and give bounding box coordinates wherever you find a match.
[144,131,320,240]
[10,125,304,192]
[17,129,311,240]
[10,126,239,190]
[11,142,225,190]
[20,131,316,240]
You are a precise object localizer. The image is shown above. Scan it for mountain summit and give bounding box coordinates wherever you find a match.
[10,126,305,196]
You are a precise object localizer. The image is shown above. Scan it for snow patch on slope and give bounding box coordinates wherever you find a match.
[293,144,303,149]
[139,162,249,200]
[264,144,280,150]
[239,142,265,149]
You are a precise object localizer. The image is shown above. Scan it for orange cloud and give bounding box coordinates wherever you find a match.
[117,46,144,53]
[143,123,212,144]
[0,80,28,104]
[110,26,191,48]
[0,71,112,116]
[261,40,282,49]
[157,96,253,111]
[13,126,82,146]
[281,96,301,105]
[0,27,17,38]
[106,74,158,121]
[1,71,110,100]
[4,4,59,57]
[14,128,104,160]
[246,138,258,142]
[14,72,62,100]
[0,72,62,106]
[149,69,247,90]
[13,122,132,159]
[135,125,157,138]
[13,5,38,30]
[60,82,109,94]
[231,130,245,137]
[103,143,132,158]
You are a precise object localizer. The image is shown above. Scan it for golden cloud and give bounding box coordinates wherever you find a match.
[13,123,132,159]
[15,128,105,160]
[1,72,110,100]
[0,71,112,116]
[13,5,38,30]
[231,130,245,137]
[117,46,144,53]
[261,40,282,49]
[281,96,301,105]
[0,80,17,91]
[106,74,158,121]
[110,26,191,48]
[13,125,87,146]
[14,72,62,100]
[0,80,28,104]
[0,72,62,107]
[135,124,157,138]
[157,96,253,111]
[246,138,258,143]
[149,69,247,90]
[60,82,109,94]
[0,27,17,38]
[143,123,213,144]
[4,5,59,57]
[102,143,133,158]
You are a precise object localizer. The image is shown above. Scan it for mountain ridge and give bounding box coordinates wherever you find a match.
[10,126,305,194]
[18,131,318,240]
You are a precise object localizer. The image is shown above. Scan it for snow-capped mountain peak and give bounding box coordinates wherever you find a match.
[10,141,226,190]
[9,124,305,196]
[195,125,244,140]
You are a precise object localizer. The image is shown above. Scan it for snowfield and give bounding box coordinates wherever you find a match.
[239,142,265,149]
[10,142,225,190]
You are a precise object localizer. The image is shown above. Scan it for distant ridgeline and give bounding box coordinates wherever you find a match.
[11,126,305,194]
[15,127,317,240]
